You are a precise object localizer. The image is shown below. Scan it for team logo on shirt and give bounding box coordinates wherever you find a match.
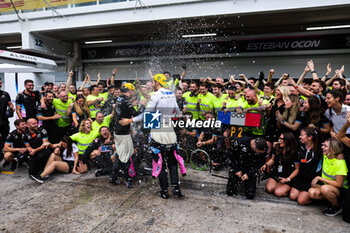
[143,110,161,129]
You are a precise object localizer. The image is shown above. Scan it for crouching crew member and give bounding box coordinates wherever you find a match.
[227,137,268,199]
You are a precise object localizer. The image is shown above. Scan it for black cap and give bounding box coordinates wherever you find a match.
[120,86,129,93]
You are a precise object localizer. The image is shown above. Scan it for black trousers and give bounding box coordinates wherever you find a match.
[227,169,257,200]
[94,154,113,174]
[56,126,72,143]
[45,125,61,144]
[151,141,179,192]
[110,157,131,181]
[27,149,50,175]
[0,123,9,157]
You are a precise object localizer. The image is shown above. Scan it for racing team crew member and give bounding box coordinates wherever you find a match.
[3,119,28,170]
[0,78,14,164]
[227,137,268,199]
[83,126,114,178]
[24,118,57,182]
[16,79,41,121]
[196,112,220,170]
[120,74,184,199]
[109,84,139,188]
[37,91,61,143]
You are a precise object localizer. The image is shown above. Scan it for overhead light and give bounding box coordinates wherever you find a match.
[84,40,112,44]
[6,45,22,49]
[306,25,350,31]
[182,33,217,38]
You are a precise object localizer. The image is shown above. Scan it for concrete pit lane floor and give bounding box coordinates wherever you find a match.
[0,163,349,233]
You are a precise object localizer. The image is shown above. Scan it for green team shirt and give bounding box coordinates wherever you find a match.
[53,98,73,127]
[91,114,112,136]
[198,92,215,120]
[182,91,199,120]
[213,94,227,115]
[68,92,76,101]
[86,94,103,119]
[140,91,154,101]
[322,154,349,189]
[70,131,98,155]
[226,97,245,111]
[167,79,179,92]
[100,92,109,106]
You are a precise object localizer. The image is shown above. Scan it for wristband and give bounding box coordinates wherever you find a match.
[281,120,285,124]
[203,142,205,145]
[287,178,291,182]
[311,70,316,74]
[294,85,299,89]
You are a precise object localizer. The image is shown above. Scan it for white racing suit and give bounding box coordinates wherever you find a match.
[134,88,185,193]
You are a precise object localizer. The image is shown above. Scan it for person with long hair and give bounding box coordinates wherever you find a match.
[32,136,80,183]
[261,131,300,197]
[71,95,91,133]
[289,127,322,205]
[308,138,348,216]
[70,119,98,157]
[324,90,350,138]
[265,86,289,146]
[302,96,324,127]
[276,95,303,135]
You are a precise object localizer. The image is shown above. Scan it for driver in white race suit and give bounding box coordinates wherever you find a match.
[119,74,185,199]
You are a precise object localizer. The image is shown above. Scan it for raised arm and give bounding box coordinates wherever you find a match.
[79,74,89,91]
[297,64,310,85]
[239,74,251,87]
[321,63,332,82]
[290,78,314,97]
[274,74,286,87]
[66,70,74,94]
[336,111,350,147]
[230,75,246,85]
[180,64,187,80]
[307,60,319,80]
[266,69,274,84]
[148,68,154,81]
[111,67,118,86]
[253,71,264,94]
[93,73,101,86]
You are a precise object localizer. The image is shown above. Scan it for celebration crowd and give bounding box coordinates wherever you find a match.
[0,60,349,221]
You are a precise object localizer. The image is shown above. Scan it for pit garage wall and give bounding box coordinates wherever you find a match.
[82,53,350,82]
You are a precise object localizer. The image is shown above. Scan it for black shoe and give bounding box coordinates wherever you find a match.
[172,185,185,198]
[126,181,134,189]
[21,162,29,169]
[2,161,10,168]
[95,169,105,177]
[30,174,44,184]
[10,161,17,171]
[109,177,122,185]
[226,187,237,196]
[157,190,169,199]
[323,206,343,217]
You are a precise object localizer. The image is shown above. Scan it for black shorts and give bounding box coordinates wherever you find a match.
[63,160,74,173]
[291,177,312,192]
